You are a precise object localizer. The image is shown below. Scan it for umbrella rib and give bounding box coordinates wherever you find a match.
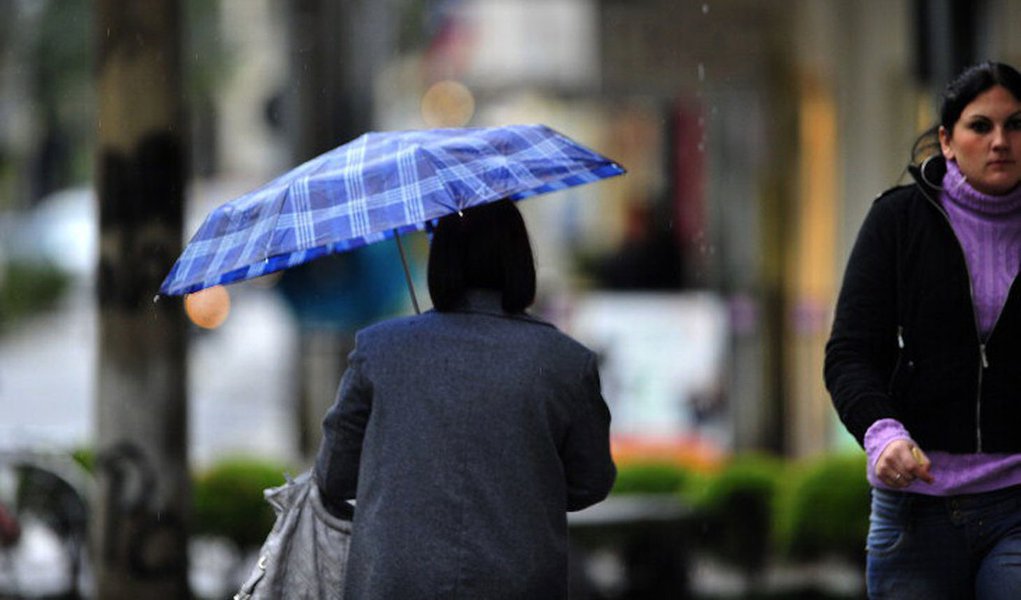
[426,146,498,210]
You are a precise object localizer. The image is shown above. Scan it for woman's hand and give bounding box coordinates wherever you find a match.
[875,439,935,488]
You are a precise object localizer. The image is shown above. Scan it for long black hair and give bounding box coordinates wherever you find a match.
[912,61,1021,163]
[427,199,536,313]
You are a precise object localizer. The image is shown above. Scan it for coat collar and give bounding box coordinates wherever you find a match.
[446,289,553,328]
[455,289,508,315]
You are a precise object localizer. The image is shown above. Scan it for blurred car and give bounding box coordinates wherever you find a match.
[0,187,97,284]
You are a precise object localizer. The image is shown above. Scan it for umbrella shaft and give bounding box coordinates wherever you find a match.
[394,232,421,315]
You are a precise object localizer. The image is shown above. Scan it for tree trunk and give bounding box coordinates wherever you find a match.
[93,1,190,598]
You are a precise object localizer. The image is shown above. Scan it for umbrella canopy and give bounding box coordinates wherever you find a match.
[159,124,625,297]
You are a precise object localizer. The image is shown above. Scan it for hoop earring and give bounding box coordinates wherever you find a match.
[919,155,944,190]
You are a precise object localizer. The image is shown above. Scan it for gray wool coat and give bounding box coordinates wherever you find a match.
[315,291,616,600]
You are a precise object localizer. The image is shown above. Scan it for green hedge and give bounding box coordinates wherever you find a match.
[611,451,870,569]
[689,454,786,575]
[71,447,95,474]
[0,261,70,329]
[774,452,870,564]
[192,457,293,548]
[611,460,694,496]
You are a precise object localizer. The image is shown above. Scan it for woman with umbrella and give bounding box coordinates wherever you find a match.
[314,199,617,599]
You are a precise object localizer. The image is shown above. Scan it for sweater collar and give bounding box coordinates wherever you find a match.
[942,159,1021,216]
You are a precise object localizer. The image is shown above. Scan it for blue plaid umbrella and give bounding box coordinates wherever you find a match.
[159,124,625,306]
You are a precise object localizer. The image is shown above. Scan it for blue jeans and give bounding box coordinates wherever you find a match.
[867,485,1021,599]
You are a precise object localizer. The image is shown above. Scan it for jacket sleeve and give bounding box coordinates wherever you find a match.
[315,346,372,508]
[562,353,616,512]
[824,196,902,447]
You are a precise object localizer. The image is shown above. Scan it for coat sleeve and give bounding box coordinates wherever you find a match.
[315,346,372,509]
[824,196,902,447]
[562,353,616,512]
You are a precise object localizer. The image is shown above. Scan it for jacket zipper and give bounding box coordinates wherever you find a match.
[916,182,991,452]
[978,344,988,450]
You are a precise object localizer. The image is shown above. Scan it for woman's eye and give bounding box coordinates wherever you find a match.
[1006,118,1021,131]
[969,121,992,133]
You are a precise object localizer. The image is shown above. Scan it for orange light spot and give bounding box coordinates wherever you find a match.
[421,80,475,128]
[185,285,231,329]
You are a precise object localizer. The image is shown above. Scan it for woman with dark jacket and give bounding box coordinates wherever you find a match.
[825,61,1021,598]
[315,199,616,599]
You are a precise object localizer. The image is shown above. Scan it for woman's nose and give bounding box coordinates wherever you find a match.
[992,127,1010,149]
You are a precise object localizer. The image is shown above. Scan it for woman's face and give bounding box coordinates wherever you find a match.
[940,85,1021,195]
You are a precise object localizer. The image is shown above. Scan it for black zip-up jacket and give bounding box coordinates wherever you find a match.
[825,157,1021,453]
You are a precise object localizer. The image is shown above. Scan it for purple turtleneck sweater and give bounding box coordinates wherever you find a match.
[866,160,1021,494]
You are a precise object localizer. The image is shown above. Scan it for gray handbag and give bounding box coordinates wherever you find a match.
[234,470,353,600]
